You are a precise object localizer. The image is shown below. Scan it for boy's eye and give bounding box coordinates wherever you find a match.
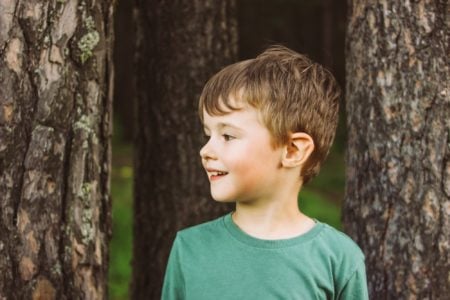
[222,134,235,141]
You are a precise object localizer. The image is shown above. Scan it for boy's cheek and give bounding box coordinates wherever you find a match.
[232,162,268,188]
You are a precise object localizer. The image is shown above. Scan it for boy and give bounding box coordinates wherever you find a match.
[162,46,368,299]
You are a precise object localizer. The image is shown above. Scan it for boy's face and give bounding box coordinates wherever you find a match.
[200,102,285,203]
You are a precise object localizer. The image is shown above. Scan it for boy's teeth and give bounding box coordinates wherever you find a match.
[212,171,227,176]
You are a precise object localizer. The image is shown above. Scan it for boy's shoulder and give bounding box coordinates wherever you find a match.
[315,222,365,261]
[175,214,228,245]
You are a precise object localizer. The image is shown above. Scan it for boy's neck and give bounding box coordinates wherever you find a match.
[232,193,315,240]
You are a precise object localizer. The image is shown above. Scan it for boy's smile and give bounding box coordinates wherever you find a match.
[205,168,228,181]
[200,102,285,203]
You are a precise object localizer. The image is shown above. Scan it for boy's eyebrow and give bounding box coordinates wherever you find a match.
[218,122,242,131]
[203,122,243,131]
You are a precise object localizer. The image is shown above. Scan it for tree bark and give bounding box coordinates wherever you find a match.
[0,0,114,298]
[344,1,449,299]
[132,1,237,298]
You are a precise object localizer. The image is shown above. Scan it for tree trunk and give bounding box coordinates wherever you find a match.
[113,0,134,142]
[344,1,449,299]
[132,1,237,298]
[321,0,334,69]
[0,0,114,298]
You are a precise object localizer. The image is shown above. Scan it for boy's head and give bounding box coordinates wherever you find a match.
[199,45,340,184]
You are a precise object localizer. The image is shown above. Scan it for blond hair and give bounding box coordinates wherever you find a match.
[199,45,340,183]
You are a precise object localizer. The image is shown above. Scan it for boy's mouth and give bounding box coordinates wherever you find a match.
[206,169,228,180]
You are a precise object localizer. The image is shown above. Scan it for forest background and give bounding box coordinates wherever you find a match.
[1,0,447,299]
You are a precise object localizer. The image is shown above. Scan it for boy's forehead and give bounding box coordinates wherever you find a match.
[201,104,263,129]
[201,109,233,126]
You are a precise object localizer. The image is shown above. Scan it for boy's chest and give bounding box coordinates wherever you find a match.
[182,246,336,300]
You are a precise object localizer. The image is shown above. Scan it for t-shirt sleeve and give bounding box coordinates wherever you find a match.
[161,235,185,300]
[338,259,369,300]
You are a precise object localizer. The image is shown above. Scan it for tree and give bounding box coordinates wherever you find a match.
[132,1,237,298]
[113,0,134,142]
[344,1,449,299]
[0,0,114,298]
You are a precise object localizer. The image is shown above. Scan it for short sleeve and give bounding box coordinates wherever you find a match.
[338,260,369,300]
[161,235,185,300]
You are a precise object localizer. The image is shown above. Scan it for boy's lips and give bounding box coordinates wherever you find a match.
[205,168,229,181]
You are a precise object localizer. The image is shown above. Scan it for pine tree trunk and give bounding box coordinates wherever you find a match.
[132,1,237,298]
[344,1,449,299]
[0,0,114,298]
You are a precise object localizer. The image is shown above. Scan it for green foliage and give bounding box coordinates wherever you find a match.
[109,166,133,299]
[299,188,342,230]
[299,139,346,230]
[109,118,133,300]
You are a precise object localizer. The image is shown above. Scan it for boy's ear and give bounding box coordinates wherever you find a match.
[281,132,314,168]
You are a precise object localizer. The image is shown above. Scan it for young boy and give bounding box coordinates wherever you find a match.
[162,46,368,299]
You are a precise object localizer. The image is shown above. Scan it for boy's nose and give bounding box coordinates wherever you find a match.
[199,140,216,160]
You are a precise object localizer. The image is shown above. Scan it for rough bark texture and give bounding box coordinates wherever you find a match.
[344,1,449,299]
[0,0,114,298]
[132,1,237,298]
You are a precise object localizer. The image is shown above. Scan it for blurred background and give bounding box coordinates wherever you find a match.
[109,0,347,298]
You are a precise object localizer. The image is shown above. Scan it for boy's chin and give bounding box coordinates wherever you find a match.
[210,194,236,203]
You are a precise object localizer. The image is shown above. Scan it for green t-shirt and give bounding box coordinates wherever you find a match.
[162,213,368,300]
